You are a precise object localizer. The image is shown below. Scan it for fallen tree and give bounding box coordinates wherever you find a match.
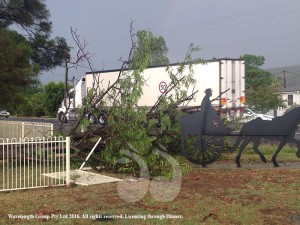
[63,24,203,177]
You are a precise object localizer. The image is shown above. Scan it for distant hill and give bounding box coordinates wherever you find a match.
[266,65,300,92]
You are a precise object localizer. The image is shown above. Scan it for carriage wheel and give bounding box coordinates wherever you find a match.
[181,133,224,166]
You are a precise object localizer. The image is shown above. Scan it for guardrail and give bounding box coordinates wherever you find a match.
[0,136,70,192]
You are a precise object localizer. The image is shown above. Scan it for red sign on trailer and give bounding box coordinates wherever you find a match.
[159,81,168,94]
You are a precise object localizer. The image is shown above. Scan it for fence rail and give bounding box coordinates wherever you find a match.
[0,121,54,139]
[0,136,70,192]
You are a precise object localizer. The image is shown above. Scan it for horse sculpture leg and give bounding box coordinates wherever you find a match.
[230,136,243,153]
[296,141,300,158]
[290,137,300,158]
[235,136,251,167]
[252,137,267,163]
[271,136,289,167]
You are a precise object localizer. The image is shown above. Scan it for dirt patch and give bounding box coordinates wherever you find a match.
[175,165,300,224]
[1,161,299,225]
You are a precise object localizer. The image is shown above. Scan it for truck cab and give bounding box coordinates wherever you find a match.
[57,77,86,122]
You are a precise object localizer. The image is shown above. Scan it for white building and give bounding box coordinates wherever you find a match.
[267,65,300,116]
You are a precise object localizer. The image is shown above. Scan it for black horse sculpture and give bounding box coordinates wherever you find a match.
[232,107,300,167]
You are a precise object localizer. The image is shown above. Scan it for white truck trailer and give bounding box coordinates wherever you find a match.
[57,58,245,122]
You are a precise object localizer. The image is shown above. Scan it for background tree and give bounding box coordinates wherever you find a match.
[0,28,38,110]
[43,81,64,116]
[132,30,169,67]
[0,0,70,114]
[14,82,45,116]
[241,54,285,113]
[0,0,70,70]
[14,80,65,117]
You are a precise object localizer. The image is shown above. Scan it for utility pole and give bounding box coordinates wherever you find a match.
[64,59,69,108]
[283,70,286,89]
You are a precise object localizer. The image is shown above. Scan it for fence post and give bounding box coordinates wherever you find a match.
[50,124,54,137]
[21,122,25,139]
[66,137,71,186]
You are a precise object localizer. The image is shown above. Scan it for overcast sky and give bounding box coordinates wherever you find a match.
[41,0,300,83]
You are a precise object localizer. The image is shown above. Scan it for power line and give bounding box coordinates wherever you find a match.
[161,0,300,36]
[285,71,300,76]
[270,71,283,76]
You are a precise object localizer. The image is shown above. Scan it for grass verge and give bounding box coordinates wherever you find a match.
[0,157,299,224]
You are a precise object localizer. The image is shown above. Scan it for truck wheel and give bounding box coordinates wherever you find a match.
[98,113,107,126]
[58,112,68,123]
[88,113,97,124]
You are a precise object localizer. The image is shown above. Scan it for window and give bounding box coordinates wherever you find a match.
[287,94,293,106]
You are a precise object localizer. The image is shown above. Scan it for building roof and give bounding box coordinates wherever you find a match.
[86,58,244,75]
[266,65,300,92]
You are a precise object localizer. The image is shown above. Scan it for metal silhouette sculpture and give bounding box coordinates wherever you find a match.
[180,88,300,167]
[180,89,231,167]
[231,107,300,167]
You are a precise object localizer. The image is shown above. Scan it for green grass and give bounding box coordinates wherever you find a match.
[221,142,300,162]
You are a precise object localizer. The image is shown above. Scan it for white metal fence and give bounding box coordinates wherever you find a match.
[0,121,54,139]
[0,136,70,192]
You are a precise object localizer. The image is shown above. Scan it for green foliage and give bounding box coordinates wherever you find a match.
[246,83,284,113]
[100,31,154,168]
[15,92,45,116]
[13,82,44,116]
[130,30,153,70]
[0,0,50,29]
[0,0,70,71]
[103,107,152,165]
[30,92,46,116]
[70,157,84,170]
[241,54,285,113]
[43,81,64,116]
[0,0,70,114]
[29,35,70,71]
[0,28,38,110]
[96,30,200,178]
[242,54,265,68]
[131,30,169,67]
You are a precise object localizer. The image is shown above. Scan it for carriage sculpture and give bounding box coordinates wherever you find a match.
[180,89,300,167]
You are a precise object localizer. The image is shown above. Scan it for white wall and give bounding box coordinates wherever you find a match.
[85,62,221,107]
[84,60,245,110]
[267,91,300,117]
